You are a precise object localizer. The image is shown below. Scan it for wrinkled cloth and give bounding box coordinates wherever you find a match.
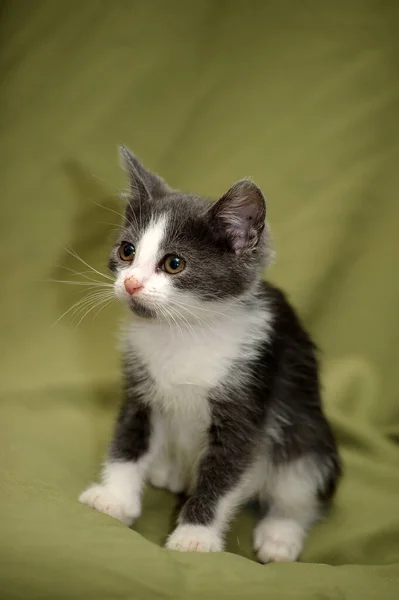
[1,1,399,598]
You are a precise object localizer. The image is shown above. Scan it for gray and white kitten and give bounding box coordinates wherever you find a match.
[79,146,341,562]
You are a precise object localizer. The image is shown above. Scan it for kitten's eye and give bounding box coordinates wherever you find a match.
[119,242,136,261]
[162,254,186,274]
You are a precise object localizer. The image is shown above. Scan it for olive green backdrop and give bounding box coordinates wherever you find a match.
[1,1,399,598]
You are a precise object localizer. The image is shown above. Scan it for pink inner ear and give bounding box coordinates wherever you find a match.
[240,203,258,222]
[231,231,248,250]
[226,202,259,250]
[230,224,252,250]
[211,179,266,252]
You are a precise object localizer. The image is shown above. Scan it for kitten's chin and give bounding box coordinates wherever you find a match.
[128,297,157,320]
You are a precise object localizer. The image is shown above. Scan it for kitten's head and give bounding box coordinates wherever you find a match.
[109,146,271,320]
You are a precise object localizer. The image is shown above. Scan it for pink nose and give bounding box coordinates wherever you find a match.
[124,277,143,295]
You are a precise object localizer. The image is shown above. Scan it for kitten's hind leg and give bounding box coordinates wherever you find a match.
[148,413,187,494]
[254,456,324,563]
[149,453,186,494]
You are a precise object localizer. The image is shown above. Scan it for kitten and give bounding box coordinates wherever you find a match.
[79,146,341,562]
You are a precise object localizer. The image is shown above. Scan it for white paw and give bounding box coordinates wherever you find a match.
[79,484,141,526]
[253,518,305,563]
[166,524,223,553]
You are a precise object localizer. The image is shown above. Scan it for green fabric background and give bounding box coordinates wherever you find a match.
[1,1,399,598]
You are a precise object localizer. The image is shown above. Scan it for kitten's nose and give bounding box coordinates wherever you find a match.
[124,276,143,295]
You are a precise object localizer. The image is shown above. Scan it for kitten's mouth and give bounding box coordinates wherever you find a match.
[128,296,157,319]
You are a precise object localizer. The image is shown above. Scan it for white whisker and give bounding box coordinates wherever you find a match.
[159,303,183,338]
[172,299,235,320]
[168,304,198,342]
[91,198,138,232]
[74,293,115,329]
[156,304,173,334]
[93,297,115,320]
[57,266,109,284]
[47,279,113,288]
[70,291,114,322]
[171,302,214,332]
[97,221,126,229]
[52,289,112,327]
[92,200,126,222]
[89,173,124,196]
[64,245,114,281]
[172,309,211,338]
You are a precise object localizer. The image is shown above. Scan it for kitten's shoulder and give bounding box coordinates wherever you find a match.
[255,280,294,320]
[256,280,317,349]
[256,279,291,309]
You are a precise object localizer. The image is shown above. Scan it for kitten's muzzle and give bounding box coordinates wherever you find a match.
[124,276,143,296]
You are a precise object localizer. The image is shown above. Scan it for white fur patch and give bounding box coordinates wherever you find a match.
[78,483,140,526]
[265,456,322,523]
[124,300,272,504]
[252,455,322,562]
[166,524,223,553]
[211,460,267,535]
[114,214,172,306]
[135,215,167,268]
[147,404,209,494]
[78,460,146,526]
[253,517,305,563]
[148,451,186,494]
[125,300,271,392]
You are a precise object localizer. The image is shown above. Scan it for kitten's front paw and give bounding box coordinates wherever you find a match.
[253,518,305,563]
[166,524,223,553]
[79,484,140,526]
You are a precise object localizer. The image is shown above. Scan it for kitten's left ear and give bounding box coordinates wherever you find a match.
[209,179,266,253]
[119,144,171,200]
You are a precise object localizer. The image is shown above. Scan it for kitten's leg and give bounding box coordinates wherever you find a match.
[253,456,323,563]
[166,481,248,553]
[166,402,258,553]
[148,451,186,494]
[79,397,160,526]
[149,413,197,494]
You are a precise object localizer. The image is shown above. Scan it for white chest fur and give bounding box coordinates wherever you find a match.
[122,305,272,479]
[123,307,269,491]
[124,306,270,397]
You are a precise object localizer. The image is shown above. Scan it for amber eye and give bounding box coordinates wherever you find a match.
[162,254,185,274]
[119,242,136,261]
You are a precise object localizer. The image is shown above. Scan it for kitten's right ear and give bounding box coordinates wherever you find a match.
[209,179,266,253]
[119,144,170,201]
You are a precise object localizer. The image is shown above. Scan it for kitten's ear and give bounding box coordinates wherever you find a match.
[209,179,266,253]
[119,144,170,201]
